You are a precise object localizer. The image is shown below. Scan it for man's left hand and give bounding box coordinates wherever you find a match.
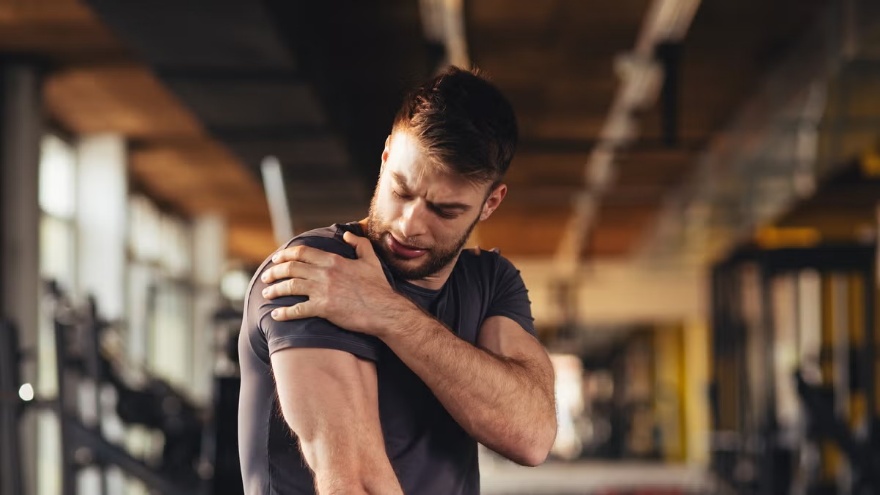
[260,231,400,336]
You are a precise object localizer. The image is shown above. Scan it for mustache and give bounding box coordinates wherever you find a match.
[388,233,429,250]
[366,215,430,250]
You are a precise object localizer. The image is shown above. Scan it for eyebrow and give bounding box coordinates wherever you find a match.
[391,172,471,211]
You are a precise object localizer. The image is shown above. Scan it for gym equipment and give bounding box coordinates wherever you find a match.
[46,281,205,495]
[710,244,880,495]
[0,318,24,495]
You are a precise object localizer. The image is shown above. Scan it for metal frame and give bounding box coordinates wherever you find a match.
[711,243,879,495]
[48,287,197,495]
[0,319,24,495]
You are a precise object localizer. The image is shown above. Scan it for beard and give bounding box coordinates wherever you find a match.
[366,199,480,281]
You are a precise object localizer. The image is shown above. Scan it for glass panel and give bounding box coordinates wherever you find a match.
[38,135,76,219]
[36,411,61,495]
[126,262,154,366]
[40,216,76,293]
[160,215,191,278]
[128,195,162,263]
[149,281,193,389]
[36,133,77,495]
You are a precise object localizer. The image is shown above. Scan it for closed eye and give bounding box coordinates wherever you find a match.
[392,189,412,200]
[430,205,459,219]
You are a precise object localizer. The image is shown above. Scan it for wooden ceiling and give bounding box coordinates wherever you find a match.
[468,0,829,258]
[2,0,837,265]
[769,158,880,245]
[1,0,275,262]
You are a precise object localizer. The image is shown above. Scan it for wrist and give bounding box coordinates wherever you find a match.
[369,291,424,340]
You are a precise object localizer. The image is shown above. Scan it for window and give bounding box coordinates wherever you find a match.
[37,133,78,495]
[126,195,196,393]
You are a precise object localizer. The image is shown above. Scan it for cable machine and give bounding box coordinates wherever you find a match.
[47,281,205,495]
[711,244,880,495]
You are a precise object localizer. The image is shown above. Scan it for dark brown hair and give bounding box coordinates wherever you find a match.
[391,66,518,185]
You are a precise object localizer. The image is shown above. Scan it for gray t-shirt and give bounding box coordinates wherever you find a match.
[238,222,535,495]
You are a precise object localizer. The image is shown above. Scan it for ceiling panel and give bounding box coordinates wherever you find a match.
[0,0,125,64]
[45,65,203,139]
[165,79,328,132]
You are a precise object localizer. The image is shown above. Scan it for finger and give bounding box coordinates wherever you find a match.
[261,278,312,300]
[271,244,338,266]
[270,300,318,321]
[342,231,380,264]
[261,260,315,284]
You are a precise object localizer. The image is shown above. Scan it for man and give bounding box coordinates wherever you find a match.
[238,66,557,495]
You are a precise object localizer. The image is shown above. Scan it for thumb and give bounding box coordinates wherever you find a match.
[343,231,379,263]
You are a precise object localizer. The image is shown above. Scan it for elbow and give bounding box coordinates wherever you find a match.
[513,440,551,467]
[513,419,557,467]
[516,448,550,468]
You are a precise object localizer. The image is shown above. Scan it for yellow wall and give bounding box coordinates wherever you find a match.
[683,319,711,465]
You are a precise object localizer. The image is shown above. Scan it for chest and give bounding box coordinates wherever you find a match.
[374,273,489,450]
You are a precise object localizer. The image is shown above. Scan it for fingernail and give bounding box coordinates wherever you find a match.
[261,273,269,282]
[271,309,280,318]
[262,288,269,297]
[272,254,279,262]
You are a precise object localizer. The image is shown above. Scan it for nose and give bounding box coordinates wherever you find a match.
[398,201,428,240]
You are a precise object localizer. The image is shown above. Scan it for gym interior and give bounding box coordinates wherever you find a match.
[2,0,880,494]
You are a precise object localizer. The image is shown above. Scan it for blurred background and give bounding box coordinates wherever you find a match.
[1,0,880,494]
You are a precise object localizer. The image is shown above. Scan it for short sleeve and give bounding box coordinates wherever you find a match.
[254,234,383,362]
[485,255,536,336]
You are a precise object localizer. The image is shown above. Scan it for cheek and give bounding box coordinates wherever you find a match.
[373,190,399,219]
[435,218,471,241]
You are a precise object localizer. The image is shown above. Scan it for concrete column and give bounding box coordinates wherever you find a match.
[0,63,43,495]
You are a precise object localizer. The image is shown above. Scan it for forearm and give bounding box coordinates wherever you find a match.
[310,454,401,495]
[378,299,557,465]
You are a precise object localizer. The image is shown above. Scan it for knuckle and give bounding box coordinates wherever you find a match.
[296,303,308,317]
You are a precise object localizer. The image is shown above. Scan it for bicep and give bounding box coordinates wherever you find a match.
[271,347,386,474]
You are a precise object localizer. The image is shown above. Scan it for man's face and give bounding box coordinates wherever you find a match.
[366,131,506,281]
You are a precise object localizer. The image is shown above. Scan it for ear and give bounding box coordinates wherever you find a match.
[381,135,391,170]
[479,183,507,221]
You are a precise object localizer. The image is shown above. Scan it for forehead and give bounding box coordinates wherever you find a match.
[386,131,484,196]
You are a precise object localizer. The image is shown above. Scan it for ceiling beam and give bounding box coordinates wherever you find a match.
[554,0,702,272]
[519,137,704,154]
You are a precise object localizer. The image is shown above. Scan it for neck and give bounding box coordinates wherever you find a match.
[403,253,460,291]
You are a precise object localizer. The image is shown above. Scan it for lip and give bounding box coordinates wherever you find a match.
[387,235,428,260]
